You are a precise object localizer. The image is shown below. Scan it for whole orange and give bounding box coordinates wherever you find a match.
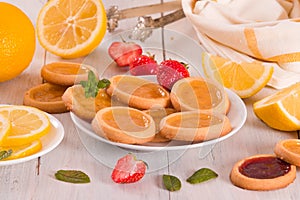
[0,2,35,82]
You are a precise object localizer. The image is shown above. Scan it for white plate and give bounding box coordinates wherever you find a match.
[0,114,64,166]
[72,28,247,171]
[71,87,246,152]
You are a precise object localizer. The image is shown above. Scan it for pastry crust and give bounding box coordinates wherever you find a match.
[23,83,68,114]
[62,85,111,121]
[230,154,296,191]
[41,62,98,86]
[170,77,230,114]
[274,139,300,167]
[106,75,171,110]
[143,108,176,143]
[159,111,232,142]
[91,106,155,144]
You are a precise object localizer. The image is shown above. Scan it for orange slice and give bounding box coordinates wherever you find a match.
[202,52,273,98]
[1,140,42,160]
[0,114,10,145]
[253,82,300,131]
[37,0,107,58]
[0,105,50,146]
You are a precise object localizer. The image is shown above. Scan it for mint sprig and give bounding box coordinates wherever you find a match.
[80,71,110,98]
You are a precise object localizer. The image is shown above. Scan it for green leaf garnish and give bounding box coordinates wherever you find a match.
[0,149,12,161]
[163,174,181,192]
[186,168,218,184]
[55,170,91,184]
[80,71,110,98]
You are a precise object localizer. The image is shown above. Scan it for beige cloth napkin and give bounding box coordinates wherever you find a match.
[182,0,300,89]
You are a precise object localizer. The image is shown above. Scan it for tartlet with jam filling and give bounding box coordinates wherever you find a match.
[230,154,296,191]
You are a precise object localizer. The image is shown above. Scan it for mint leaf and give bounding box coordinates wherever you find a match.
[55,170,90,184]
[163,174,181,191]
[80,71,110,98]
[97,78,110,89]
[186,168,218,184]
[0,149,12,160]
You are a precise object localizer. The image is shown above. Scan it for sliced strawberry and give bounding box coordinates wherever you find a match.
[111,153,147,184]
[129,54,158,76]
[108,41,142,67]
[157,59,190,90]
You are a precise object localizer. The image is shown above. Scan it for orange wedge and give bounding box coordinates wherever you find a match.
[0,105,50,146]
[202,52,273,98]
[0,114,10,145]
[37,0,107,58]
[253,82,300,131]
[1,140,42,160]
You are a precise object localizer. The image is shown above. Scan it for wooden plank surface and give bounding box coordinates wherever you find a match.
[0,0,299,200]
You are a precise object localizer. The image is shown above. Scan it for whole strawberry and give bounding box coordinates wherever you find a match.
[108,41,142,67]
[157,59,190,90]
[111,153,147,184]
[129,54,158,76]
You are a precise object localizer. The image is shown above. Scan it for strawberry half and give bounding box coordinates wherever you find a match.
[111,153,147,184]
[157,59,190,90]
[108,41,142,67]
[129,54,158,76]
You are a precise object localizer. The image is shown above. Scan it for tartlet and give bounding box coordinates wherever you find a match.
[106,75,171,110]
[23,83,68,113]
[230,154,296,191]
[170,77,230,114]
[143,107,176,143]
[91,106,155,144]
[159,111,232,142]
[62,85,111,121]
[274,139,300,167]
[41,62,98,86]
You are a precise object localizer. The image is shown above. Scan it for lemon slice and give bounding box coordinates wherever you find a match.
[1,140,42,160]
[0,114,10,145]
[202,52,274,98]
[253,82,300,131]
[37,0,107,58]
[0,105,50,146]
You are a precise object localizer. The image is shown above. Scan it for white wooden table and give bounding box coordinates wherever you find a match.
[0,0,299,199]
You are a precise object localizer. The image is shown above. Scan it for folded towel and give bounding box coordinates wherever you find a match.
[182,0,300,89]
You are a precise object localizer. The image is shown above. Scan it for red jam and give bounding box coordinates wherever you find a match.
[239,156,291,179]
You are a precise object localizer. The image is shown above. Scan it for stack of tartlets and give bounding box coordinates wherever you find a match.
[23,62,98,114]
[64,75,233,145]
